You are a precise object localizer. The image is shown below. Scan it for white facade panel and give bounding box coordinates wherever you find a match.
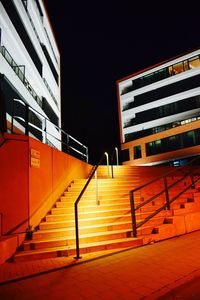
[0,0,61,149]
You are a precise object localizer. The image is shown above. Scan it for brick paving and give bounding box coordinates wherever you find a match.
[1,231,200,299]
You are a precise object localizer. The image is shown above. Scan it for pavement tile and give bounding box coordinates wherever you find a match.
[1,231,200,299]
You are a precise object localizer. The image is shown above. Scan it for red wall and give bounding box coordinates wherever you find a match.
[0,135,29,235]
[29,138,92,227]
[0,134,92,237]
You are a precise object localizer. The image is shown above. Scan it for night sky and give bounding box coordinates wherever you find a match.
[44,1,200,164]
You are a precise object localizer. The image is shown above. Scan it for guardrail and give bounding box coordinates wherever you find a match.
[129,156,200,237]
[11,98,88,162]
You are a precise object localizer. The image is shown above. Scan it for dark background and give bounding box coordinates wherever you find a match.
[44,1,200,164]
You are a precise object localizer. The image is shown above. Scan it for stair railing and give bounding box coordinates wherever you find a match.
[74,152,106,259]
[129,156,200,237]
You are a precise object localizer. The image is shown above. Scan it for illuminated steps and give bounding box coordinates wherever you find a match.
[23,229,141,250]
[14,166,200,262]
[14,237,143,262]
[36,218,167,240]
[44,210,169,226]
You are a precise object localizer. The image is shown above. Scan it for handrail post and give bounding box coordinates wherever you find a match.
[111,164,114,178]
[163,176,170,210]
[86,147,89,163]
[104,152,109,177]
[66,134,70,154]
[74,203,81,259]
[115,147,119,165]
[130,191,137,237]
[25,104,29,136]
[95,171,99,205]
[11,99,14,134]
[190,174,195,189]
[45,118,47,143]
[74,152,106,260]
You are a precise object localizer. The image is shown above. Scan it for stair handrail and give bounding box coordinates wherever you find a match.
[74,152,106,259]
[129,156,200,237]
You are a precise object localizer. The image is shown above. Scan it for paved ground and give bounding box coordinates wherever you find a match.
[158,275,200,299]
[1,231,200,299]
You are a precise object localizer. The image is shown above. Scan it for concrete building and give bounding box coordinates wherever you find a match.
[0,0,61,149]
[117,48,200,166]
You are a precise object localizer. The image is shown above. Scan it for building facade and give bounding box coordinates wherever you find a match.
[117,48,200,166]
[0,0,61,149]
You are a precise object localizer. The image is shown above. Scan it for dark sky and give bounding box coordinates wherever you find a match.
[44,1,200,164]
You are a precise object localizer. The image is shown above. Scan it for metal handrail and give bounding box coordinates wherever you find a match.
[129,156,200,237]
[74,152,106,259]
[11,98,88,162]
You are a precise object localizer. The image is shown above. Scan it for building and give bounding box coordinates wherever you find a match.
[117,48,200,166]
[0,0,61,149]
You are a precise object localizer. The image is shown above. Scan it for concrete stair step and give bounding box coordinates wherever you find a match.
[45,213,132,224]
[73,179,140,185]
[24,229,136,250]
[36,215,166,241]
[60,196,131,204]
[14,237,143,262]
[39,220,155,236]
[68,181,140,189]
[173,202,200,215]
[56,202,131,211]
[151,224,176,241]
[50,207,131,217]
[35,221,134,239]
[64,190,132,198]
[61,193,136,201]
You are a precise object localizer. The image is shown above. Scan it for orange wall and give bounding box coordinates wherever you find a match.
[29,138,92,227]
[122,120,200,165]
[0,134,92,237]
[0,135,29,235]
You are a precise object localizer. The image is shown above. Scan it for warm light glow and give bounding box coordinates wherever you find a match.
[104,152,109,176]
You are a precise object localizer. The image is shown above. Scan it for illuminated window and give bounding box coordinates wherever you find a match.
[189,56,200,69]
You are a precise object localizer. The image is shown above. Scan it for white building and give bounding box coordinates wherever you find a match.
[117,48,200,166]
[0,0,61,149]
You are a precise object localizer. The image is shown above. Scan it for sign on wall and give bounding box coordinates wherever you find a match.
[30,148,40,168]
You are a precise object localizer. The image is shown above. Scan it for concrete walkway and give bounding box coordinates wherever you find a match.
[1,231,200,299]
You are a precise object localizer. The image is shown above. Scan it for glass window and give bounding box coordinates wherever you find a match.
[134,145,142,159]
[189,56,200,69]
[121,149,130,162]
[172,62,184,74]
[182,131,196,147]
[146,142,154,156]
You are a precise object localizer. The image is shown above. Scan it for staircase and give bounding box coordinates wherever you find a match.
[14,165,200,262]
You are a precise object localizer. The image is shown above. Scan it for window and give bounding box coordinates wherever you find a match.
[189,56,200,69]
[172,62,184,75]
[134,145,142,159]
[121,55,200,95]
[121,149,130,162]
[146,129,200,157]
[21,0,28,10]
[41,43,59,85]
[1,0,43,76]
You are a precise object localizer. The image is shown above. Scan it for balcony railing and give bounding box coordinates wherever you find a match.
[11,98,89,162]
[1,45,42,107]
